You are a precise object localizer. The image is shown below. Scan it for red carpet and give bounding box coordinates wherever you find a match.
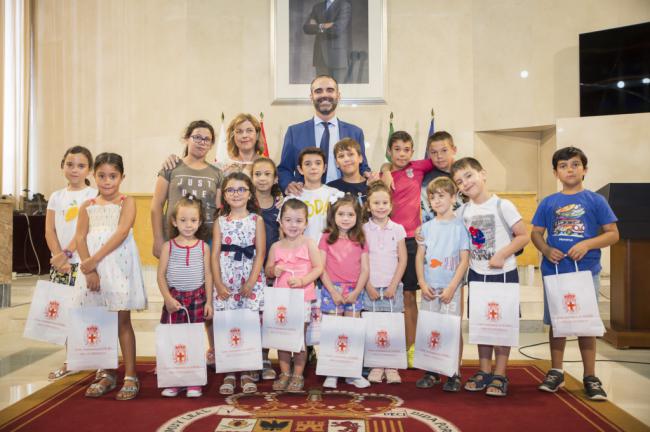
[0,360,645,432]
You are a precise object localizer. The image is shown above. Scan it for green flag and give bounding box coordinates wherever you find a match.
[385,112,394,162]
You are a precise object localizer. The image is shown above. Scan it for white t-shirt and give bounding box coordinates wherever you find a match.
[460,194,521,275]
[298,185,338,243]
[47,186,97,263]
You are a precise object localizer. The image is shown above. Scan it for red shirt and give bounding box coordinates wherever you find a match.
[390,159,434,237]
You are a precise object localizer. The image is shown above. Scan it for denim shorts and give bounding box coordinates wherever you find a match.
[362,283,404,312]
[419,284,462,317]
[543,272,600,325]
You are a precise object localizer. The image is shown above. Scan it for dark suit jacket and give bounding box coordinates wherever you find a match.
[278,118,369,192]
[303,0,352,69]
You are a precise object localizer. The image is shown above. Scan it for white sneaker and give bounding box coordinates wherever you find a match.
[161,387,181,397]
[186,386,202,398]
[346,377,371,388]
[323,376,338,388]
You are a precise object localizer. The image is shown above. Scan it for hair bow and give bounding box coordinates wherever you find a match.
[328,190,345,205]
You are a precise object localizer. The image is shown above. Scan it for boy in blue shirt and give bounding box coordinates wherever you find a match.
[531,146,619,400]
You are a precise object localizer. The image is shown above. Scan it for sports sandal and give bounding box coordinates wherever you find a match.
[486,375,508,397]
[115,376,140,401]
[416,372,440,389]
[464,371,492,392]
[443,374,462,392]
[48,366,70,381]
[272,372,291,391]
[367,368,384,383]
[85,371,116,398]
[286,375,305,393]
[241,374,257,393]
[219,374,236,395]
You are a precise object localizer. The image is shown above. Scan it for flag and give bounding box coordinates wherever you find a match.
[424,109,435,158]
[215,112,229,163]
[385,112,394,162]
[259,112,270,158]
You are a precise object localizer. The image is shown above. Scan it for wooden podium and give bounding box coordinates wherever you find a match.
[598,183,650,348]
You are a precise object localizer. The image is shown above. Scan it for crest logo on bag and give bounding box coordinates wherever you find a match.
[336,334,349,353]
[487,302,501,321]
[230,327,242,347]
[85,325,100,345]
[45,300,60,320]
[428,331,441,350]
[375,329,389,349]
[563,293,578,313]
[174,344,187,364]
[275,306,288,325]
[311,308,321,322]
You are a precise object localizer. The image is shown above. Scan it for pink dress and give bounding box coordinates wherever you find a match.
[273,242,316,301]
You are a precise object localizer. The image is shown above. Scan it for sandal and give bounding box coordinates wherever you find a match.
[486,375,508,397]
[219,374,236,395]
[48,366,70,381]
[115,376,140,401]
[286,375,305,393]
[443,374,462,392]
[415,372,440,389]
[206,349,215,371]
[272,372,291,391]
[464,371,492,392]
[85,371,116,398]
[367,368,384,383]
[241,374,257,394]
[262,360,277,380]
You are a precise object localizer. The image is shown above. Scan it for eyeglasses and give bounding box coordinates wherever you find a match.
[234,128,256,136]
[225,187,250,195]
[190,135,212,144]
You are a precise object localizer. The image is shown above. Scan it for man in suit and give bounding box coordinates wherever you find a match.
[303,0,352,83]
[278,75,371,195]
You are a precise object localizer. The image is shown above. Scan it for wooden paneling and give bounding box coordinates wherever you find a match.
[131,194,157,266]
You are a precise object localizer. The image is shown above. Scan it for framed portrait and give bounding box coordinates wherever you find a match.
[271,0,387,104]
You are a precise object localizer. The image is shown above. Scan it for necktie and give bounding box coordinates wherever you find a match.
[320,121,331,183]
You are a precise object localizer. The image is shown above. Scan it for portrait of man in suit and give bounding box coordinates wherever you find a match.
[289,0,369,85]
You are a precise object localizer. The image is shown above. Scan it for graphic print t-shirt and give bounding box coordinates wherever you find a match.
[421,217,470,288]
[532,190,617,276]
[47,187,98,263]
[298,185,338,243]
[460,195,522,275]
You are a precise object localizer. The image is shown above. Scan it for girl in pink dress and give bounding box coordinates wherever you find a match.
[265,198,323,393]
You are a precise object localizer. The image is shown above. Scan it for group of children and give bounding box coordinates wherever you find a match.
[43,117,618,402]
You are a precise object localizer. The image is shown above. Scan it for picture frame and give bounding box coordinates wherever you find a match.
[271,0,387,104]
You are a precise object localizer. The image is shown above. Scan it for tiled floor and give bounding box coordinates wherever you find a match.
[1,274,649,426]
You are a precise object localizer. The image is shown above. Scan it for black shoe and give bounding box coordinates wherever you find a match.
[307,346,317,365]
[538,369,565,393]
[442,374,462,392]
[415,371,441,389]
[583,375,607,401]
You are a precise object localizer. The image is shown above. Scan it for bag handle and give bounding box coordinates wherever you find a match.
[554,260,580,274]
[371,288,393,313]
[167,306,190,324]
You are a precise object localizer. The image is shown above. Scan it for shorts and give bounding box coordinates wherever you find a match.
[401,237,419,291]
[420,284,462,317]
[543,272,600,325]
[362,283,404,312]
[321,282,364,314]
[160,286,207,324]
[467,268,519,319]
[49,263,79,286]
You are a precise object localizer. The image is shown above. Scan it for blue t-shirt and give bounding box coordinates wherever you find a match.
[421,217,470,288]
[532,190,617,276]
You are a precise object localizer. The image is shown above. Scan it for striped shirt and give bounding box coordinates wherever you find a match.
[166,239,205,291]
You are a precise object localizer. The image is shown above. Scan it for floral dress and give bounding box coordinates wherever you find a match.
[74,197,147,311]
[214,213,265,311]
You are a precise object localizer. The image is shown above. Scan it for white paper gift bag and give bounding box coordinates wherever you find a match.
[262,287,305,353]
[23,280,74,345]
[155,308,207,388]
[362,300,406,369]
[213,309,263,373]
[469,277,520,347]
[316,311,366,378]
[66,306,118,371]
[413,302,461,377]
[543,263,605,337]
[305,304,322,346]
